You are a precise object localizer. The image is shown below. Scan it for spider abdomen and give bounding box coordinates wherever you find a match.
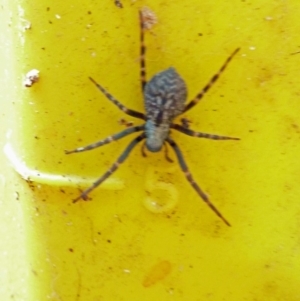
[144,67,187,125]
[144,67,187,152]
[67,9,239,226]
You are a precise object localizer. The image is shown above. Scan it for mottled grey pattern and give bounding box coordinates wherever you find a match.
[144,67,187,125]
[143,67,187,152]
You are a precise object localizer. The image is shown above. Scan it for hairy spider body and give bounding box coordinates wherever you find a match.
[66,10,240,226]
[144,67,187,151]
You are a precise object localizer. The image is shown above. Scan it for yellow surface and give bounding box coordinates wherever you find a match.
[0,0,300,300]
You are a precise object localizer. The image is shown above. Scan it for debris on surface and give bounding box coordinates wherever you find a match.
[143,260,172,287]
[119,118,134,127]
[114,0,123,8]
[140,7,157,30]
[21,19,31,31]
[23,69,40,87]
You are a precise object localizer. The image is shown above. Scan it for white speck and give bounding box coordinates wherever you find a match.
[23,69,40,87]
[55,14,61,19]
[21,19,31,31]
[123,269,131,274]
[264,16,273,21]
[249,46,256,51]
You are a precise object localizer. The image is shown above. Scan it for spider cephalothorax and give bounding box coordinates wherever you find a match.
[66,10,240,226]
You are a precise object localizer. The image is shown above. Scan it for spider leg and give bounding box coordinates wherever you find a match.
[163,143,173,163]
[141,142,173,162]
[89,77,145,120]
[180,117,191,129]
[171,123,240,141]
[166,137,231,226]
[73,133,146,203]
[65,125,145,154]
[183,48,240,113]
[139,10,147,92]
[141,141,147,157]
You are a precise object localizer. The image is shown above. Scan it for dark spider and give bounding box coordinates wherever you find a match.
[66,10,240,226]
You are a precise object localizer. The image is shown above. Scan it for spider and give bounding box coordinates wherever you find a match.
[66,10,240,226]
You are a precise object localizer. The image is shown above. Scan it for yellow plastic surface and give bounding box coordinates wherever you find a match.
[0,0,300,300]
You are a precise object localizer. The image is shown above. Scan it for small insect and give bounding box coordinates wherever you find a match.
[66,10,240,226]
